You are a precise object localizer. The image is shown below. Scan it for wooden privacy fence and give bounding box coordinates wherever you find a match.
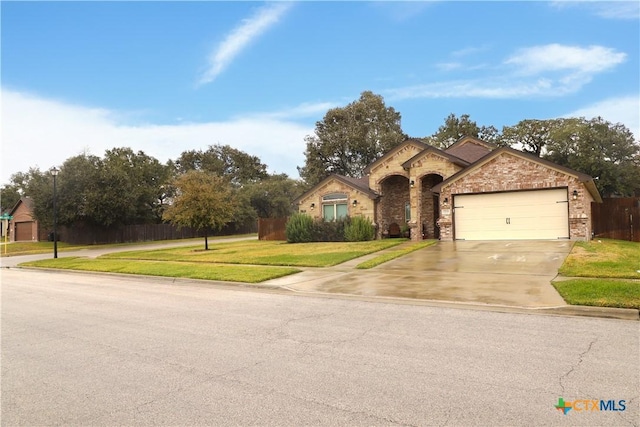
[591,198,640,242]
[258,217,288,241]
[58,222,257,245]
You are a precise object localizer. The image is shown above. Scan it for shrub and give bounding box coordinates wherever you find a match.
[285,213,314,243]
[344,216,375,241]
[313,217,349,242]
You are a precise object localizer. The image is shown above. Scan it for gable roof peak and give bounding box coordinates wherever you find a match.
[447,135,497,150]
[362,138,429,174]
[10,196,35,215]
[401,145,470,169]
[444,136,496,164]
[431,146,602,202]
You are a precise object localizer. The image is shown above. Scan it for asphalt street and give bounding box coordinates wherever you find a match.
[2,268,639,426]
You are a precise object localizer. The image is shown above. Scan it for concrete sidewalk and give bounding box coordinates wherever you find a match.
[0,236,257,268]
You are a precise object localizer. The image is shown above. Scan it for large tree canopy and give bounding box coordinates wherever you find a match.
[162,170,235,250]
[298,91,406,185]
[424,113,499,148]
[1,170,38,212]
[544,117,640,197]
[174,144,268,186]
[500,119,557,157]
[14,149,172,229]
[242,173,302,218]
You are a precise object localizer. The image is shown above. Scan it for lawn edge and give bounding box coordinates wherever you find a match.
[15,265,300,286]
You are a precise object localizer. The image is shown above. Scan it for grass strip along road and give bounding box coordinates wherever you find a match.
[21,239,406,283]
[553,239,640,309]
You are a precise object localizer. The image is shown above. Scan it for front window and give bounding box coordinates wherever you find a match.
[322,193,348,221]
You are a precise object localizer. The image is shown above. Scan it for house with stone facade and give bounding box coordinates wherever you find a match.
[295,136,602,241]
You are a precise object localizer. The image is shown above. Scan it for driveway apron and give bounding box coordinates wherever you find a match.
[284,240,572,308]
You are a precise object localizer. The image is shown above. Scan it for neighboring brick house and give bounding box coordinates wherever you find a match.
[295,136,602,241]
[9,197,43,242]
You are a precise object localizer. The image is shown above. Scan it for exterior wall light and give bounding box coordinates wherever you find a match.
[572,190,578,200]
[444,197,449,204]
[310,203,315,210]
[410,180,415,188]
[352,200,358,207]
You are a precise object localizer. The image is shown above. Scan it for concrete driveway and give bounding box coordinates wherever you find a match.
[280,240,573,308]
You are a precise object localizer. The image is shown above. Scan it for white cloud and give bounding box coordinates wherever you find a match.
[451,45,489,57]
[505,44,626,75]
[0,88,313,184]
[386,43,627,100]
[550,1,640,20]
[436,62,462,72]
[197,2,292,86]
[241,101,338,120]
[385,78,558,100]
[565,95,640,140]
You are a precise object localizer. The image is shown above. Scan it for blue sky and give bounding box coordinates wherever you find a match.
[2,1,638,184]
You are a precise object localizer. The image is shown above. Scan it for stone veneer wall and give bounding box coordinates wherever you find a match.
[405,152,464,241]
[376,175,410,237]
[368,143,424,194]
[437,153,595,241]
[420,174,443,239]
[297,178,375,223]
[367,142,424,239]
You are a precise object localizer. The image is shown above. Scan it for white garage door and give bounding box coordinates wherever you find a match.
[453,188,569,240]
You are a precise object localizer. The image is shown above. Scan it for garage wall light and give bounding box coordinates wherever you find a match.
[572,190,578,200]
[410,180,415,188]
[310,203,315,210]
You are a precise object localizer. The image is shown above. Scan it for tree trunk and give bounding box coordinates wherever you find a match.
[204,229,209,250]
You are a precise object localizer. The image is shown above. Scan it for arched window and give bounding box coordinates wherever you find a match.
[322,193,348,221]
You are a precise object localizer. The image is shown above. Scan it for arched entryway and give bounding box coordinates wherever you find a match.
[377,175,410,237]
[420,174,444,239]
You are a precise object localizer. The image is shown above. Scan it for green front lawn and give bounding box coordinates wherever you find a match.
[102,239,406,267]
[554,239,640,309]
[20,257,299,283]
[559,239,640,279]
[553,279,640,310]
[20,239,407,283]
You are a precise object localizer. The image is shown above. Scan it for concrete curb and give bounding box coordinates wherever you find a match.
[278,286,640,321]
[12,266,639,321]
[12,266,285,292]
[535,305,640,320]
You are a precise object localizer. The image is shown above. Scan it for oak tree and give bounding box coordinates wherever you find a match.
[298,91,406,185]
[162,170,235,250]
[175,144,268,186]
[425,113,499,148]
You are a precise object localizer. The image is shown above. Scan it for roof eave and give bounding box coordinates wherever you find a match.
[431,148,603,197]
[293,175,377,205]
[401,147,470,170]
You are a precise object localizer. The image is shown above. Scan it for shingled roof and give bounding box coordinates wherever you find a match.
[444,136,496,163]
[401,145,470,169]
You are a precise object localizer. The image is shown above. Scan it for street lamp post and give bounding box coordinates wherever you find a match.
[50,167,59,259]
